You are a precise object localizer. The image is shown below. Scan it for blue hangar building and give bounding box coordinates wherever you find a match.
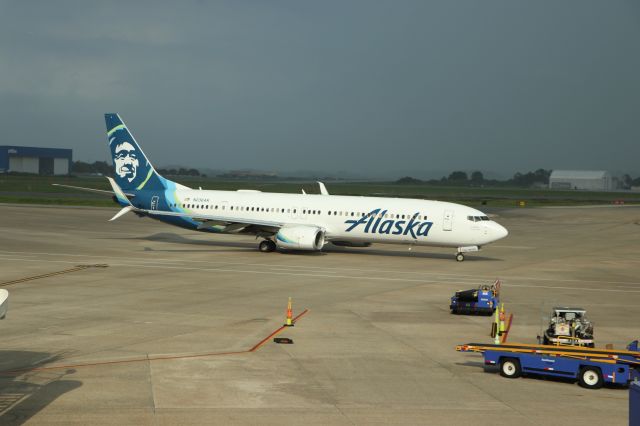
[0,146,72,175]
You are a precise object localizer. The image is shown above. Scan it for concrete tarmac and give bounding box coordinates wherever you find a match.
[0,203,639,425]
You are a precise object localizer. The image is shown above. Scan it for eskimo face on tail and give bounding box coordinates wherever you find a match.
[114,141,139,182]
[105,114,168,191]
[108,132,151,190]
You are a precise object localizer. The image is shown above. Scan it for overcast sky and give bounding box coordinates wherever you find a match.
[1,0,638,178]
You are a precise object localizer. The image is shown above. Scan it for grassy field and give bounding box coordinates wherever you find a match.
[1,174,639,208]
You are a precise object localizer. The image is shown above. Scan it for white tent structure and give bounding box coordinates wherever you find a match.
[549,170,612,191]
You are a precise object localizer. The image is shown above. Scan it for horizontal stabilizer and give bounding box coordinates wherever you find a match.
[106,177,132,206]
[52,183,135,197]
[109,205,134,221]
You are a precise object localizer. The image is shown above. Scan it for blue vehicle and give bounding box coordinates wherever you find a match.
[450,280,500,315]
[456,341,640,389]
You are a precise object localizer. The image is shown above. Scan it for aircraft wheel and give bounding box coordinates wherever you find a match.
[259,240,276,253]
[456,253,465,262]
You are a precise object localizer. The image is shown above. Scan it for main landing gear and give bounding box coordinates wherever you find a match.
[258,239,276,253]
[455,252,465,262]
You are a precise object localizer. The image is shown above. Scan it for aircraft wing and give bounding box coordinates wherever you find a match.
[52,183,136,198]
[106,177,283,233]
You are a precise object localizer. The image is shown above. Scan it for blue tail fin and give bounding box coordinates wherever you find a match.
[105,113,167,191]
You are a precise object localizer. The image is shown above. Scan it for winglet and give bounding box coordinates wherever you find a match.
[317,181,329,195]
[106,177,131,206]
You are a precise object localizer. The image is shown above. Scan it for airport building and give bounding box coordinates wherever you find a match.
[548,170,612,191]
[0,146,72,175]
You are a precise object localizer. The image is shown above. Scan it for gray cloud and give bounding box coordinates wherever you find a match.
[1,0,639,178]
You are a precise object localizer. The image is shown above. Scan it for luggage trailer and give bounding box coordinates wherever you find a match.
[450,280,501,315]
[456,341,640,389]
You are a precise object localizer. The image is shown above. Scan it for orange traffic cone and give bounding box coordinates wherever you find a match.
[285,297,294,327]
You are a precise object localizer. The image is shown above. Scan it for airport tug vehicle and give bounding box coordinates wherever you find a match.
[450,280,500,315]
[539,307,594,347]
[456,340,640,389]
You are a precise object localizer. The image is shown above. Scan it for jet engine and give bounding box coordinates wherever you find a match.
[276,225,325,251]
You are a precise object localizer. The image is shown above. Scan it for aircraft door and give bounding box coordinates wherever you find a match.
[150,195,159,210]
[443,210,454,231]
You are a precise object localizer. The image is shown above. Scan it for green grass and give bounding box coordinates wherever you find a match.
[0,195,116,207]
[1,175,639,208]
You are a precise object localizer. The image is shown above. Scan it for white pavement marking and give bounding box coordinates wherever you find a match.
[1,249,639,286]
[2,255,640,293]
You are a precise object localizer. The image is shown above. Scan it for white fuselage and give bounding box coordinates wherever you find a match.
[162,189,508,249]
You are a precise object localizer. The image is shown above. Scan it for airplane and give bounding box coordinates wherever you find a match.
[0,289,8,319]
[56,114,508,261]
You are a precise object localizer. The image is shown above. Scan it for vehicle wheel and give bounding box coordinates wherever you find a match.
[578,367,603,389]
[456,253,465,262]
[499,358,522,379]
[259,240,276,253]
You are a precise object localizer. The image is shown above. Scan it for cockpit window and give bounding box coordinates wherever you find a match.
[467,215,491,222]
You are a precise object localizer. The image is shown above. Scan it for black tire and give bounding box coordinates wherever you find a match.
[499,358,522,379]
[456,253,465,262]
[578,367,603,389]
[259,240,276,253]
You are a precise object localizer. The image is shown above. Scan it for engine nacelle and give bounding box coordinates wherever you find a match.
[276,225,325,251]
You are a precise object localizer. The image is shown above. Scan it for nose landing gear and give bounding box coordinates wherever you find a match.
[455,246,479,262]
[258,239,277,253]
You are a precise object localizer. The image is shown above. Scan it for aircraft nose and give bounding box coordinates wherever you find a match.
[493,222,508,240]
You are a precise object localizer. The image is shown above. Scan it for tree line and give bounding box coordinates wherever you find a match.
[397,170,640,188]
[396,169,552,187]
[70,161,204,177]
